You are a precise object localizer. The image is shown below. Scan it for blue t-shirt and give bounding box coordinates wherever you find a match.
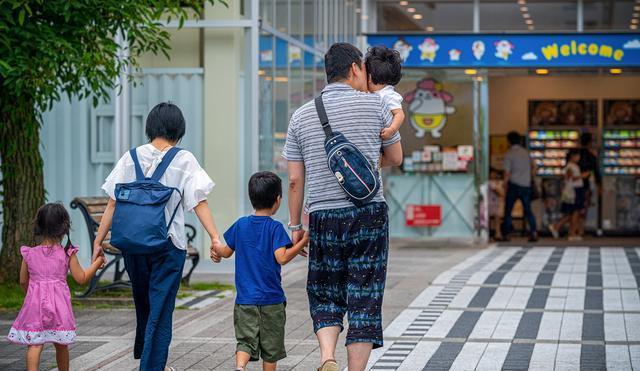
[223,215,292,305]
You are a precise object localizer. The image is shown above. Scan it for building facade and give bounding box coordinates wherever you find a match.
[37,1,640,265]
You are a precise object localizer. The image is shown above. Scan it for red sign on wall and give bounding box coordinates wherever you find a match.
[406,205,442,227]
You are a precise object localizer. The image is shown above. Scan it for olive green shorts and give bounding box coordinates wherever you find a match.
[234,303,286,363]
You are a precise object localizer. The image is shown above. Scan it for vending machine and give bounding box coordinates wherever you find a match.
[527,100,598,231]
[601,100,640,234]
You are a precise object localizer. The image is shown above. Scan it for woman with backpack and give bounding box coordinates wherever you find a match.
[91,102,222,371]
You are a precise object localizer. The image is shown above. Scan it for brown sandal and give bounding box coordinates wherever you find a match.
[318,359,339,371]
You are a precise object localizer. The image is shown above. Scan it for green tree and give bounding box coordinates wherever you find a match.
[0,0,225,283]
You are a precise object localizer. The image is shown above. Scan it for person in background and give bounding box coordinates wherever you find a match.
[500,131,538,242]
[489,167,506,241]
[550,149,583,240]
[577,132,601,237]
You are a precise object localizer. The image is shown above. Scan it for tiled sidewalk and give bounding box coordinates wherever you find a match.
[0,241,479,370]
[3,244,637,370]
[367,246,640,370]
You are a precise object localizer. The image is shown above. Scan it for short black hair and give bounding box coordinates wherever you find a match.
[567,148,580,161]
[325,43,363,84]
[507,131,522,146]
[248,171,282,210]
[34,202,71,247]
[365,46,402,86]
[145,102,186,142]
[580,132,593,146]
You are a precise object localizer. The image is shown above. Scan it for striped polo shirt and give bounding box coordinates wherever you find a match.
[282,82,401,213]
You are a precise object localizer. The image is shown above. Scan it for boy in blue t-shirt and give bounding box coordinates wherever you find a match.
[212,171,309,371]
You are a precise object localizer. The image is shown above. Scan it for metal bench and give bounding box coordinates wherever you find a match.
[70,197,200,297]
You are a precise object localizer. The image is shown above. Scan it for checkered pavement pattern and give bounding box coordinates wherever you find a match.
[367,246,640,370]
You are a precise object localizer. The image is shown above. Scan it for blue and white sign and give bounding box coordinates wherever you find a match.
[367,34,640,68]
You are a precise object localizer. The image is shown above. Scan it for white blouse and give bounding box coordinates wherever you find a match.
[102,144,215,250]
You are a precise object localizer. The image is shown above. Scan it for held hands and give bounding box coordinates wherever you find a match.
[209,238,222,263]
[93,254,107,269]
[92,243,107,269]
[294,230,310,258]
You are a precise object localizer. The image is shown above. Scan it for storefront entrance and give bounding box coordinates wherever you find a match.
[369,33,640,240]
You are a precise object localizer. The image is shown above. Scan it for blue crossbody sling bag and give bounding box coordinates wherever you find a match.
[315,95,380,207]
[111,147,182,255]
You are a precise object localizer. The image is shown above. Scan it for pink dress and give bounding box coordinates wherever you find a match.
[7,245,78,345]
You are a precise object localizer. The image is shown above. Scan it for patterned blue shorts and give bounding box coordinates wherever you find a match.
[307,202,389,349]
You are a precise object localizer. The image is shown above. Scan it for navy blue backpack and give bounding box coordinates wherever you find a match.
[315,95,380,207]
[111,147,182,255]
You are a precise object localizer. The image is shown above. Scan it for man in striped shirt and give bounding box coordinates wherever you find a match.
[282,43,403,371]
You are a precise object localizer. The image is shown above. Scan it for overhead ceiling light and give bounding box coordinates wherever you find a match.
[464,69,477,75]
[610,68,622,74]
[426,26,434,31]
[526,19,534,25]
[518,0,526,4]
[633,13,639,17]
[361,14,369,20]
[412,14,423,19]
[520,6,528,12]
[407,7,416,13]
[536,69,549,75]
[632,24,639,30]
[528,25,535,30]
[523,13,531,19]
[632,18,639,24]
[399,0,409,5]
[635,5,640,10]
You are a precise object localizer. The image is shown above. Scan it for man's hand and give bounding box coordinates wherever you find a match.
[92,243,106,269]
[209,239,222,263]
[292,229,305,245]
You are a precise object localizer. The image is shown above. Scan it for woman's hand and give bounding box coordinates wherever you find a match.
[92,243,106,269]
[209,239,222,263]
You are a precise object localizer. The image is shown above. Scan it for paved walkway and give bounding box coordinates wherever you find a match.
[0,240,477,370]
[2,243,639,370]
[368,245,640,370]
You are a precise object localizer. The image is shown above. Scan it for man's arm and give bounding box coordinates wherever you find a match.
[287,161,306,244]
[380,142,403,167]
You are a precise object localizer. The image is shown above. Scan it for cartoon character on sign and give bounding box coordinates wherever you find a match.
[449,49,461,61]
[404,78,456,139]
[393,39,413,62]
[419,38,439,62]
[472,40,485,60]
[494,40,514,60]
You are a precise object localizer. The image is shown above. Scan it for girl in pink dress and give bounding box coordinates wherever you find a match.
[7,203,105,371]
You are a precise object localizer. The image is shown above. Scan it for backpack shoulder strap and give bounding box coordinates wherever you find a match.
[150,147,182,181]
[315,95,333,140]
[129,148,145,181]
